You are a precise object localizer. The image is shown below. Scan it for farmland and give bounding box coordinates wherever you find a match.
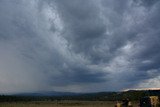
[0,101,138,107]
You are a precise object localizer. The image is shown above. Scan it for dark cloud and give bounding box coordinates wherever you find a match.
[0,0,160,93]
[134,0,159,7]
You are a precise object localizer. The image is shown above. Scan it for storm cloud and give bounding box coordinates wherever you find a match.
[0,0,160,93]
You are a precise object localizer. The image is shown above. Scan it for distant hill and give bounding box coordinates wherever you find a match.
[0,89,160,102]
[13,91,82,96]
[13,89,160,101]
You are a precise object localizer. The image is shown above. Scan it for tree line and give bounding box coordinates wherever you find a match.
[0,90,160,102]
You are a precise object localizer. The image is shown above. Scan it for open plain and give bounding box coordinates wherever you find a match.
[0,101,138,107]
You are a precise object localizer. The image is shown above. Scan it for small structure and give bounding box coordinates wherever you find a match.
[115,99,132,107]
[140,96,159,107]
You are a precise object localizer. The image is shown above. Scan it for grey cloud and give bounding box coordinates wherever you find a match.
[134,0,160,7]
[48,0,160,90]
[0,0,160,93]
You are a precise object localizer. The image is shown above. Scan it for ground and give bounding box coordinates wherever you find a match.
[0,101,138,107]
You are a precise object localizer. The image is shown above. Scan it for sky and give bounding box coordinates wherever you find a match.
[0,0,160,94]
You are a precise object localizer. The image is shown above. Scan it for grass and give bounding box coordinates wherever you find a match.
[0,101,138,107]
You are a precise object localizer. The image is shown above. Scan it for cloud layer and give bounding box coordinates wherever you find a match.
[0,0,160,93]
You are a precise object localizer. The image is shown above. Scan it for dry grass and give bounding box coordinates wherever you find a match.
[0,101,138,107]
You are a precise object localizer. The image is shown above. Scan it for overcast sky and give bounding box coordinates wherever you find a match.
[0,0,160,94]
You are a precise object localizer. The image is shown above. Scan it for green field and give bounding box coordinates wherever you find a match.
[0,101,138,107]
